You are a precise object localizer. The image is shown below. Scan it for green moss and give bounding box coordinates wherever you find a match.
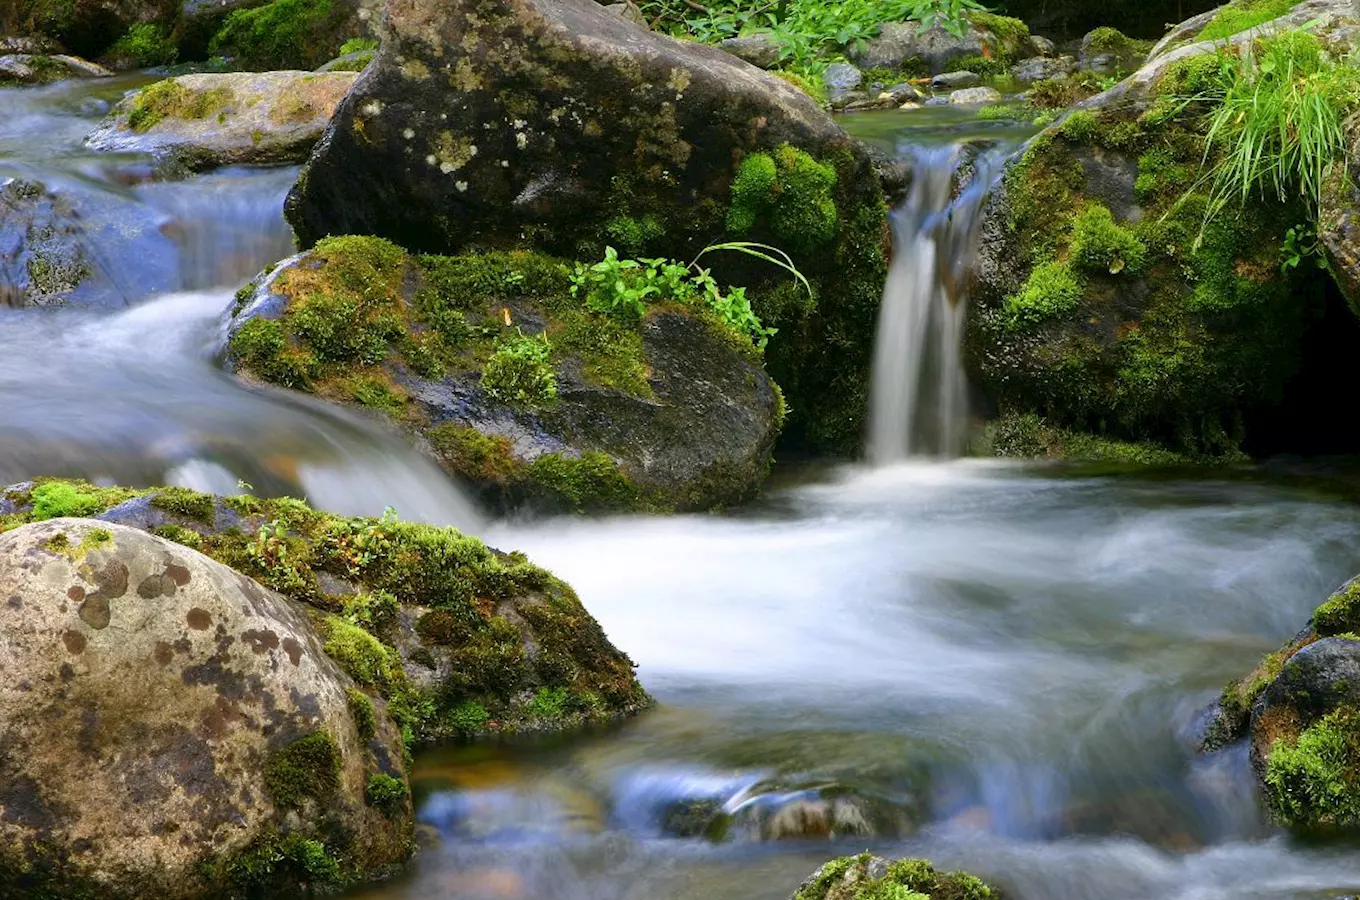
[346,688,376,741]
[345,373,408,416]
[480,333,558,408]
[528,685,570,719]
[970,10,1031,62]
[149,486,216,523]
[1199,0,1299,42]
[527,452,643,513]
[793,853,998,900]
[604,214,664,255]
[365,773,407,816]
[107,23,177,67]
[264,731,342,810]
[127,80,234,133]
[210,0,340,69]
[449,700,490,732]
[974,413,1196,465]
[29,480,139,521]
[1026,73,1107,110]
[323,617,398,688]
[727,144,838,254]
[1070,204,1146,274]
[1314,580,1360,635]
[338,37,377,55]
[1003,260,1083,328]
[1264,706,1360,831]
[208,831,346,894]
[1083,26,1141,56]
[428,424,522,484]
[773,69,826,102]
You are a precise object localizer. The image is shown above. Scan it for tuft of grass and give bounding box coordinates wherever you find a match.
[1189,30,1360,226]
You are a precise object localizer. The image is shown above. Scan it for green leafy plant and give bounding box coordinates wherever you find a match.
[481,332,558,407]
[108,23,178,67]
[570,242,803,351]
[1280,222,1326,271]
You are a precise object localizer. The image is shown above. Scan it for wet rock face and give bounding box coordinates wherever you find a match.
[0,519,410,898]
[0,177,177,309]
[86,71,359,171]
[283,0,862,259]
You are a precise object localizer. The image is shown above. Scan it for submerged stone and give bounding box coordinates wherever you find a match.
[0,519,411,898]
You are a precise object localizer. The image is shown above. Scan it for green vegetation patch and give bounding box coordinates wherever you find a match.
[210,0,342,69]
[728,144,838,255]
[1070,204,1146,275]
[264,730,342,810]
[1002,260,1083,328]
[127,79,234,132]
[793,852,998,900]
[1264,705,1360,831]
[1198,0,1300,42]
[108,23,178,67]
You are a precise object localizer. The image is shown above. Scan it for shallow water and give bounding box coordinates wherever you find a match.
[344,464,1360,900]
[4,78,1360,900]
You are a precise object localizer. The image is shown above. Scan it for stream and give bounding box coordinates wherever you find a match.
[4,78,1360,900]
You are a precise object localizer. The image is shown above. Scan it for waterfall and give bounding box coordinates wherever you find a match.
[867,144,1006,463]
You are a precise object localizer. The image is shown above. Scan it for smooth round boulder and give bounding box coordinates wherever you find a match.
[0,518,410,898]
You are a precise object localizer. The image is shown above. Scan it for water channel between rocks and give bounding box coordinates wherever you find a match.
[4,78,1360,900]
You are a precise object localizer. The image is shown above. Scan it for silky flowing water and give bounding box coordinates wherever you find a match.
[4,81,1360,900]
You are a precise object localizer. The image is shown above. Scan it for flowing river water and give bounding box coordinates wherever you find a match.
[4,80,1360,900]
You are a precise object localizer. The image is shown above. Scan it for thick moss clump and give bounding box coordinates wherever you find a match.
[969,65,1319,457]
[728,145,839,254]
[0,479,651,746]
[209,0,347,69]
[972,412,1197,466]
[106,23,178,67]
[1263,705,1360,832]
[794,853,998,900]
[265,731,342,810]
[1198,0,1299,42]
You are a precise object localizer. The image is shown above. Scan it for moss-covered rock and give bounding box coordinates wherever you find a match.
[86,70,358,171]
[967,8,1358,457]
[790,853,999,900]
[0,479,652,746]
[11,0,179,60]
[223,237,783,512]
[0,518,411,898]
[283,0,889,456]
[0,51,110,85]
[1203,572,1360,833]
[849,11,1035,75]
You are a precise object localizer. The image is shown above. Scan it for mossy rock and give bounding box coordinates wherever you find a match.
[790,853,999,900]
[0,518,411,898]
[1205,572,1360,833]
[224,237,783,513]
[86,71,358,171]
[0,52,110,86]
[848,12,1035,75]
[0,478,652,746]
[12,0,180,59]
[283,0,889,456]
[191,0,382,69]
[967,29,1341,457]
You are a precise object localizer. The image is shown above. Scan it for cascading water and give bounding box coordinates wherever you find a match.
[867,143,1011,462]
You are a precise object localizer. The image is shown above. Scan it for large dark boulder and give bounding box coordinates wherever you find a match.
[285,0,889,454]
[223,237,783,512]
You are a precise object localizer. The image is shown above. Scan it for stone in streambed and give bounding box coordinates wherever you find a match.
[948,86,1002,104]
[223,238,784,513]
[0,53,111,85]
[789,854,999,899]
[85,70,358,171]
[0,518,411,898]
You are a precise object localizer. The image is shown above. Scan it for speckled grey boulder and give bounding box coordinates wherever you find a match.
[0,519,410,898]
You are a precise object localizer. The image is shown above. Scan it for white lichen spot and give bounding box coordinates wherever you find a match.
[425,154,437,165]
[515,132,528,150]
[511,118,527,130]
[403,128,415,139]
[548,107,564,123]
[434,131,478,172]
[500,160,509,167]
[456,181,468,192]
[440,162,455,174]
[360,100,383,117]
